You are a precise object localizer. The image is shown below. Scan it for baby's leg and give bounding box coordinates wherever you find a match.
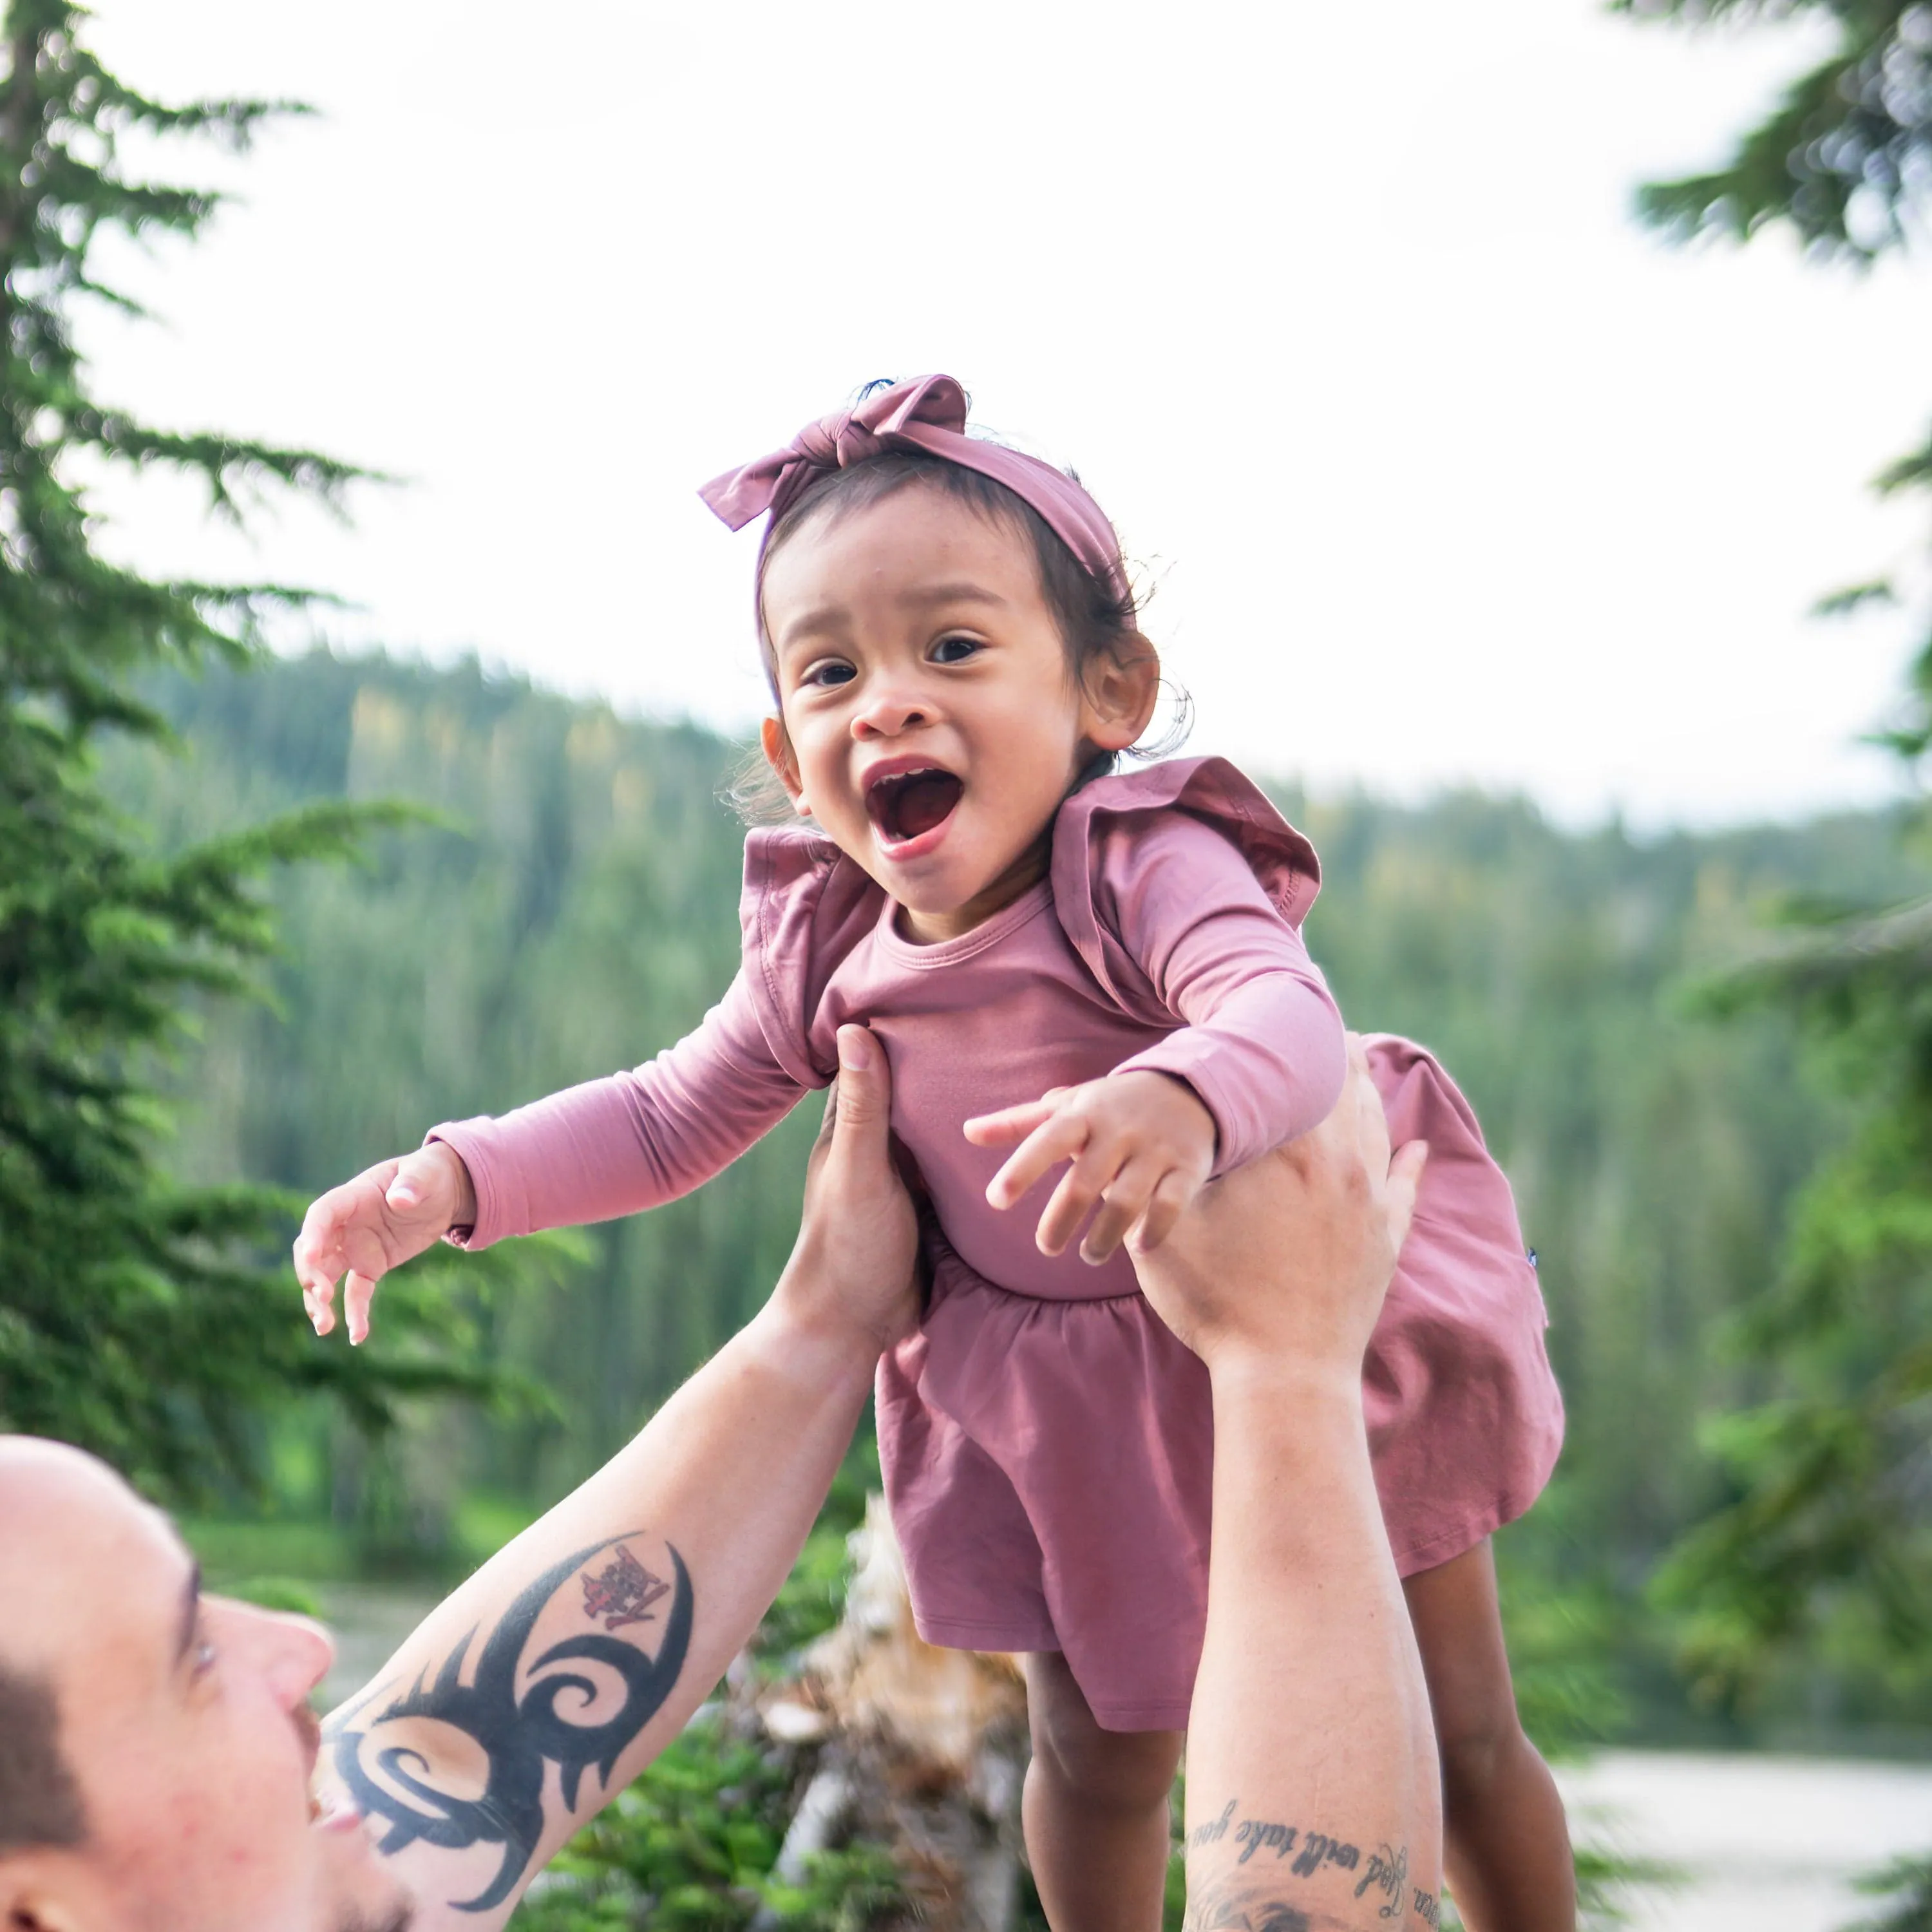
[1403,1539,1576,1932]
[1022,1650,1183,1932]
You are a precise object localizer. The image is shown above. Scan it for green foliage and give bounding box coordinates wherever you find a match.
[106,649,829,1511]
[1855,1857,1932,1931]
[515,1718,905,1932]
[1613,0,1932,1757]
[220,1575,323,1617]
[1611,0,1932,263]
[1618,0,1932,772]
[1652,931,1932,1706]
[1614,57,1932,1932]
[0,5,502,1500]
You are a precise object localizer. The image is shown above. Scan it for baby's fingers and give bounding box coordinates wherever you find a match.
[344,1271,380,1348]
[293,1227,340,1336]
[301,1275,337,1337]
[985,1110,1090,1212]
[1126,1170,1203,1258]
[963,1089,1072,1150]
[1079,1159,1162,1265]
[1035,1139,1125,1258]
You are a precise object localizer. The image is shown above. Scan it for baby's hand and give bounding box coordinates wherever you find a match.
[292,1142,477,1345]
[963,1071,1216,1265]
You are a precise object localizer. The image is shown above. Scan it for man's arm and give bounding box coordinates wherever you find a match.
[317,1025,916,1932]
[1133,1037,1445,1931]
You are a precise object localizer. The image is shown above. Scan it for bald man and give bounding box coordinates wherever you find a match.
[0,1032,1439,1932]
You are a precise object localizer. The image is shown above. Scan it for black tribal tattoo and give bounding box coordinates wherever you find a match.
[325,1535,693,1913]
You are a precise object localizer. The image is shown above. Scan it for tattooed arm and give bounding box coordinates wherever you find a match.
[1134,1037,1444,1932]
[317,1025,918,1932]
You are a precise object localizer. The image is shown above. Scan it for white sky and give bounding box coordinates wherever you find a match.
[80,0,1931,828]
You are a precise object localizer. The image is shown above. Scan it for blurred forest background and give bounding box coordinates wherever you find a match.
[101,646,1926,1750]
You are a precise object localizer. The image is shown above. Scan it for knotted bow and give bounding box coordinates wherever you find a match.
[699,374,1128,600]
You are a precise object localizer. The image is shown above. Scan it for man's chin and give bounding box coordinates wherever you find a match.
[318,1816,414,1932]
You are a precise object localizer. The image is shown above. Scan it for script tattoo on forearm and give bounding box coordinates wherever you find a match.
[1182,1799,1439,1930]
[324,1535,693,1913]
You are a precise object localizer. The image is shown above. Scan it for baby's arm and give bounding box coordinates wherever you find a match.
[431,970,809,1247]
[295,970,810,1341]
[967,815,1347,1263]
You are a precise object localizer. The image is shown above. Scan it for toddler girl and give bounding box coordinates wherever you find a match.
[296,376,1571,1932]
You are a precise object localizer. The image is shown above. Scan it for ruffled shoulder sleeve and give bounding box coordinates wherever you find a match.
[739,826,886,1087]
[1048,755,1322,1020]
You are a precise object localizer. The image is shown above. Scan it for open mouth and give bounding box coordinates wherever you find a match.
[865,764,964,847]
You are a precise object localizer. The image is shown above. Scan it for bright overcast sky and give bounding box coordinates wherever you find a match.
[81,1,1930,828]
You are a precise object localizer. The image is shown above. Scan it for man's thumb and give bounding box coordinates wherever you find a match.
[1384,1139,1429,1255]
[834,1025,891,1137]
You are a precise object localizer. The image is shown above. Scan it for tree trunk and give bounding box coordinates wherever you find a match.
[745,1495,1031,1932]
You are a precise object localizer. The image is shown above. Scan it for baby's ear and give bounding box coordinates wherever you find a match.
[1080,640,1160,753]
[760,715,811,816]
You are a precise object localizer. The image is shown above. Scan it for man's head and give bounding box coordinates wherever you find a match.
[0,1437,412,1932]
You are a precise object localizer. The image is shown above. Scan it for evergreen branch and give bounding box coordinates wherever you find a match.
[69,409,384,517]
[1875,426,1932,494]
[1607,2,1821,19]
[1851,1855,1932,1932]
[1686,886,1932,1019]
[1810,576,1898,617]
[64,271,147,317]
[1628,3,1930,261]
[158,799,428,904]
[64,46,312,150]
[169,580,353,616]
[1633,50,1885,256]
[1869,629,1932,761]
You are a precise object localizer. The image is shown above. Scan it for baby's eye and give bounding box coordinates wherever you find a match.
[800,660,855,690]
[191,1631,218,1678]
[931,636,982,665]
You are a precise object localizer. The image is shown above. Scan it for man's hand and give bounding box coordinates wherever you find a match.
[964,1069,1217,1264]
[1158,1037,1445,1929]
[1133,1035,1427,1379]
[292,1142,478,1345]
[775,1025,922,1355]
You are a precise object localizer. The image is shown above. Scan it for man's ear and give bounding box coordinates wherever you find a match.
[0,1857,96,1932]
[1079,642,1161,755]
[759,715,811,817]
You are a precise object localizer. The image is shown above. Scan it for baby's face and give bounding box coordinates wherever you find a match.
[761,484,1113,942]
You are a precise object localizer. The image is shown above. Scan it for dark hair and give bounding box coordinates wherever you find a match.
[732,450,1188,820]
[0,1665,88,1854]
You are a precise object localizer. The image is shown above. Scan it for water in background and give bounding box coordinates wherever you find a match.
[1558,1750,1932,1931]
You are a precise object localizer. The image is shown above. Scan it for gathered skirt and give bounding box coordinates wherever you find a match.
[875,1034,1566,1731]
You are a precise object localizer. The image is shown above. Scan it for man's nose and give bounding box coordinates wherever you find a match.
[231,1601,337,1707]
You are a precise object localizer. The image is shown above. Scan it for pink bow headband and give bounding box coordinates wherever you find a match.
[698,374,1130,603]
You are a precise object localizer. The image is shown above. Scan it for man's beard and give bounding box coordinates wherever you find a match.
[337,1902,413,1932]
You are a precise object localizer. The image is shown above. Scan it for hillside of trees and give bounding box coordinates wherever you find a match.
[104,645,1925,1743]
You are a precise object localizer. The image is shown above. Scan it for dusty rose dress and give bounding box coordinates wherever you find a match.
[433,757,1564,1730]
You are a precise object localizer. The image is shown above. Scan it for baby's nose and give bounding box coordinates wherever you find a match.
[853,687,931,736]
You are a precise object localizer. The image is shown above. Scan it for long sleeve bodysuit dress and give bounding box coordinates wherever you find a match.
[432,756,1566,1731]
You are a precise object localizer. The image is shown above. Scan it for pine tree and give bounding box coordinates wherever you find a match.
[1618,0,1932,1751]
[0,1,488,1498]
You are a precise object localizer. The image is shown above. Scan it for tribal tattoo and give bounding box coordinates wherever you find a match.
[1182,1799,1439,1931]
[325,1535,693,1914]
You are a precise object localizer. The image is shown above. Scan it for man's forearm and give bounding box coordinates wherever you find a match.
[1184,1365,1443,1931]
[321,1287,877,1930]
